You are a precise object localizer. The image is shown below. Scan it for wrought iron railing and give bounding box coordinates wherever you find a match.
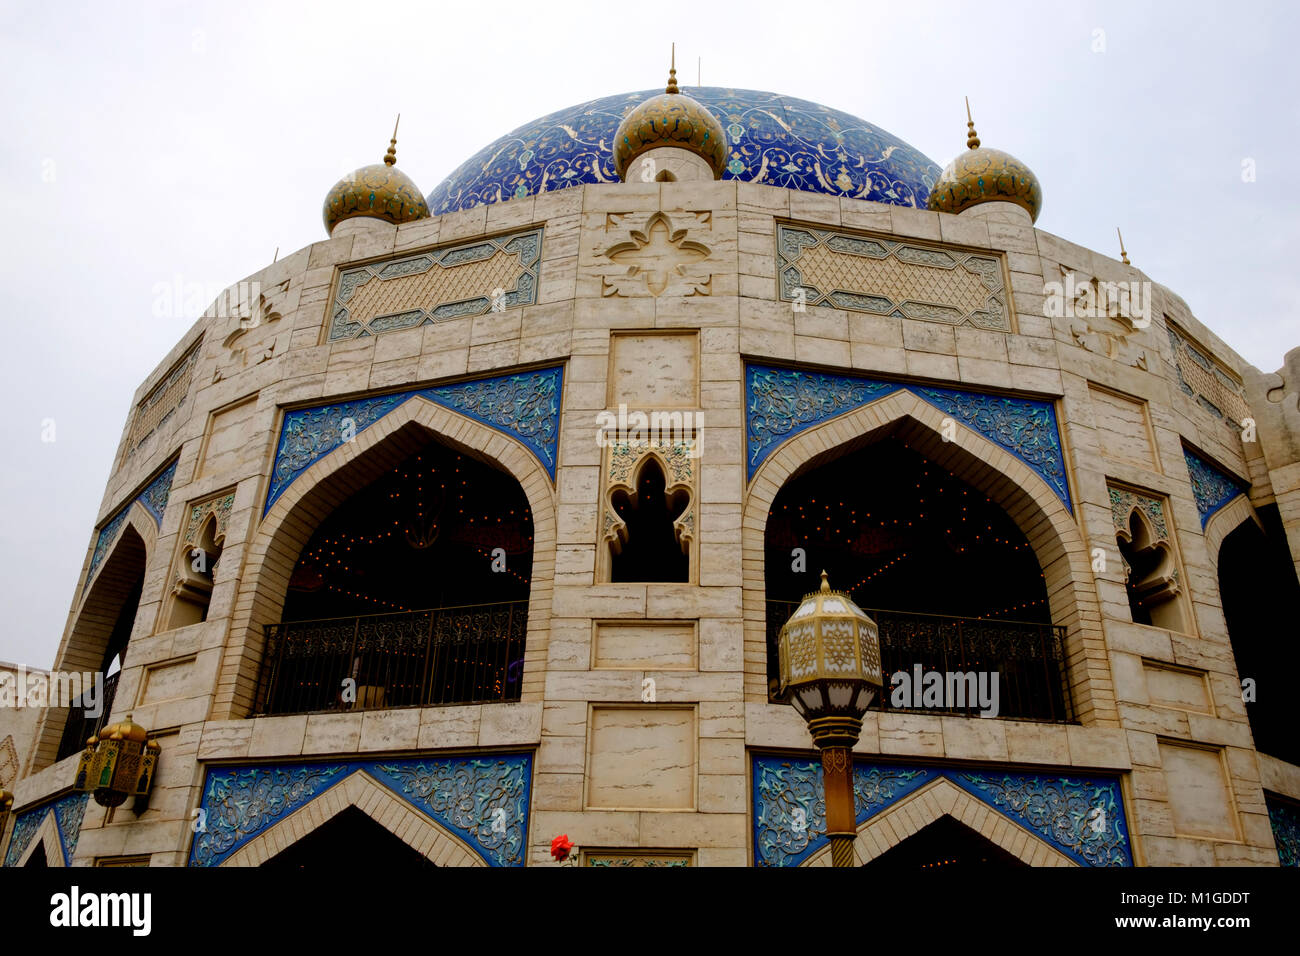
[55,671,120,762]
[254,601,528,716]
[766,601,1075,722]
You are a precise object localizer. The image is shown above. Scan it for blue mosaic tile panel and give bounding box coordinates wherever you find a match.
[189,753,533,867]
[84,459,177,593]
[745,364,1071,510]
[1182,446,1248,528]
[265,365,563,513]
[3,792,89,867]
[752,755,1132,867]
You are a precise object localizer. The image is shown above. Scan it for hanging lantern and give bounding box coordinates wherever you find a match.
[73,713,160,809]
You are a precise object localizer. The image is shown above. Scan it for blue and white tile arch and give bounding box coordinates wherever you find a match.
[83,459,177,593]
[426,88,942,216]
[752,755,1133,867]
[744,363,1072,511]
[188,754,533,867]
[3,791,89,866]
[1182,446,1249,529]
[264,366,564,514]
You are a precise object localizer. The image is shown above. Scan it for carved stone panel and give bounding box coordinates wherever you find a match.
[777,224,1011,330]
[328,228,542,341]
[1167,321,1250,427]
[126,340,201,458]
[598,211,713,298]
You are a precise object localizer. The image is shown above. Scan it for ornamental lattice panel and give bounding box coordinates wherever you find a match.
[328,228,542,342]
[777,224,1011,331]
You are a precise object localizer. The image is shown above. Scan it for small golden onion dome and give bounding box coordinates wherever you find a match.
[322,116,430,235]
[613,49,728,181]
[99,713,149,744]
[926,100,1042,223]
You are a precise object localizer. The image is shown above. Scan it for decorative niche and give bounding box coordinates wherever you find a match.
[165,490,236,630]
[1109,484,1190,633]
[600,439,697,584]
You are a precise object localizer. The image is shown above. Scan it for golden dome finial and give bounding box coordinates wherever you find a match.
[666,43,678,94]
[324,115,430,235]
[384,114,400,166]
[819,569,830,592]
[1117,227,1130,265]
[965,96,980,149]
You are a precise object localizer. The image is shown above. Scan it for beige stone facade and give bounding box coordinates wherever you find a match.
[4,173,1298,869]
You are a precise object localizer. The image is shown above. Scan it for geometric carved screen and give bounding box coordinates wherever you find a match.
[126,338,201,458]
[1166,321,1250,427]
[328,228,542,342]
[777,224,1011,331]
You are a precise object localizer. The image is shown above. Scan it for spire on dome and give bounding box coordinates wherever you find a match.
[927,99,1043,223]
[384,114,400,166]
[322,116,429,235]
[1118,227,1131,265]
[611,51,728,181]
[965,96,980,149]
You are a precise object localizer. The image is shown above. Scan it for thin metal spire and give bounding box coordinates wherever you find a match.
[384,114,400,166]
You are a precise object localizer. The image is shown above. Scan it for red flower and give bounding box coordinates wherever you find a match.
[551,834,574,862]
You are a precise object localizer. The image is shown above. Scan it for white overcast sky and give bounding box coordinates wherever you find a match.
[1,0,1297,668]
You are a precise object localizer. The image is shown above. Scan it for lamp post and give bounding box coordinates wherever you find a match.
[777,571,883,867]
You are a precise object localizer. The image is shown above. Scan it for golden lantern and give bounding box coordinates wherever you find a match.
[73,713,160,809]
[776,571,883,867]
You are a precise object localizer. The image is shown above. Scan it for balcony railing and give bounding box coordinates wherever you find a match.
[766,601,1075,723]
[254,600,528,716]
[55,671,120,762]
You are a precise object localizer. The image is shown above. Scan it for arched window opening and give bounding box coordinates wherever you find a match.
[262,807,437,869]
[53,533,144,763]
[764,438,1071,721]
[1116,510,1186,632]
[255,437,533,715]
[167,515,223,629]
[864,815,1029,870]
[610,457,690,583]
[1218,505,1300,765]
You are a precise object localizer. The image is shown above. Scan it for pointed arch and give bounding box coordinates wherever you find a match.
[15,812,64,867]
[1202,495,1259,569]
[219,771,488,867]
[30,509,153,772]
[743,389,1113,724]
[213,396,557,719]
[801,777,1076,867]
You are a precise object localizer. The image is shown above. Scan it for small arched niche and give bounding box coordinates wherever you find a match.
[167,513,223,629]
[1115,507,1187,632]
[608,454,691,583]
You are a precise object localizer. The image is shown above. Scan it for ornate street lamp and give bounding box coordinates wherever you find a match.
[73,713,160,809]
[777,571,883,867]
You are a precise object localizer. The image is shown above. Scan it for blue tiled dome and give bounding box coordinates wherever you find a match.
[427,87,941,215]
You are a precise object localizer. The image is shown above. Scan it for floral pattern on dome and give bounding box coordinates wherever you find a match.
[613,92,728,180]
[427,88,941,215]
[927,147,1042,223]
